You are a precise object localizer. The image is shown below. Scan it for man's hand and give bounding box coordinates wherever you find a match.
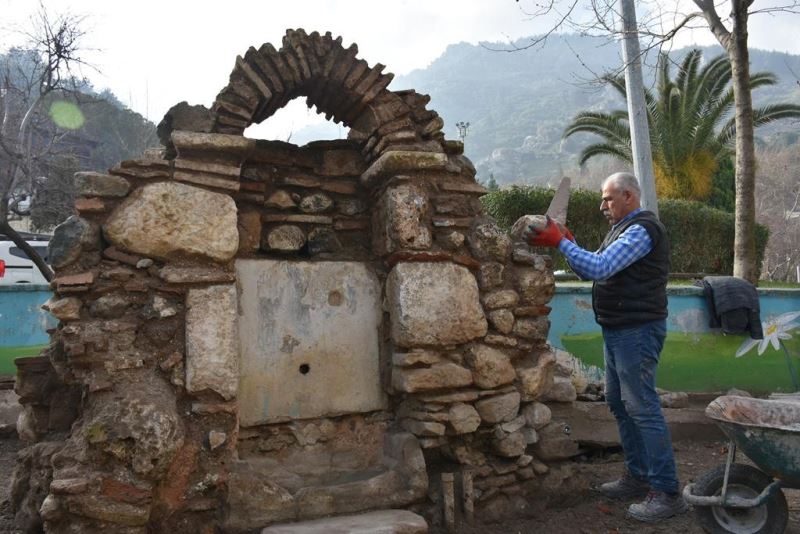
[526,216,574,248]
[554,220,575,243]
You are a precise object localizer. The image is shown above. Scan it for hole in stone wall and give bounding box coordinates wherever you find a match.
[299,363,310,375]
[328,290,343,306]
[244,100,350,144]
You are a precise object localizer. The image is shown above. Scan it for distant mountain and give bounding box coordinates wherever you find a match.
[292,34,800,186]
[391,34,800,185]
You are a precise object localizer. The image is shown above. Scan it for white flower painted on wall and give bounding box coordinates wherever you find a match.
[735,311,800,390]
[736,311,800,356]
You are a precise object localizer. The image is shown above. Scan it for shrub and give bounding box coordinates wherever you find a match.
[481,186,769,276]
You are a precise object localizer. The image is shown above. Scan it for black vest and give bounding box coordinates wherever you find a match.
[592,210,670,327]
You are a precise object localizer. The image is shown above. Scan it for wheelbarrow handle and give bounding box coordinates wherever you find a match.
[683,479,783,509]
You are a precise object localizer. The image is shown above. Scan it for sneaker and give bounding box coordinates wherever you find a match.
[628,491,689,522]
[597,472,650,499]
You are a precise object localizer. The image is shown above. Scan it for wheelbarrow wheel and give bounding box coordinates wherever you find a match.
[693,463,788,534]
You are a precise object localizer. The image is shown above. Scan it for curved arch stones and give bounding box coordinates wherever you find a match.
[160,29,452,176]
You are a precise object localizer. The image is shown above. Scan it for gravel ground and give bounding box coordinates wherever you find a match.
[450,439,800,534]
[1,437,797,533]
[0,437,22,534]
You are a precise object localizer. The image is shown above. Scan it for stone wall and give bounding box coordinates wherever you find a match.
[12,29,571,533]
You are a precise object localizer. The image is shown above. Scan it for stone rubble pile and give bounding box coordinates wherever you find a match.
[12,29,577,533]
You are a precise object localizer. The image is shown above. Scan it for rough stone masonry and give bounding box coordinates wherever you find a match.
[12,29,576,533]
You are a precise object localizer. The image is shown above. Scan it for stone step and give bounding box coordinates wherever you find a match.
[225,432,428,532]
[261,509,428,533]
[549,400,724,448]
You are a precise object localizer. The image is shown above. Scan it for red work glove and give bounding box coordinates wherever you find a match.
[527,216,573,248]
[555,220,575,243]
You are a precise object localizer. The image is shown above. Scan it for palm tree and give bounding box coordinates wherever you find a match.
[564,49,800,200]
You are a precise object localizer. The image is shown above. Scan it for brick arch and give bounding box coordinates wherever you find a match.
[210,29,445,160]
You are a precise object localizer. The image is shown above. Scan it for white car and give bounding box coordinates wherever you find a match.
[0,237,50,285]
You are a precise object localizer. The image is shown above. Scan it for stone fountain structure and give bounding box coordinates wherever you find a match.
[11,29,572,533]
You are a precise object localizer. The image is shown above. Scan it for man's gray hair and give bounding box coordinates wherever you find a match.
[605,172,641,197]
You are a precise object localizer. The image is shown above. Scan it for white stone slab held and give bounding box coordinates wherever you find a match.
[236,260,386,425]
[260,509,428,534]
[185,285,239,400]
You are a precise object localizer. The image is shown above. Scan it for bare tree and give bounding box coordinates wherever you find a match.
[0,5,90,281]
[512,0,799,282]
[691,0,796,282]
[755,144,800,281]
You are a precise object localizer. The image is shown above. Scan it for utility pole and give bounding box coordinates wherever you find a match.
[620,0,659,217]
[456,121,470,143]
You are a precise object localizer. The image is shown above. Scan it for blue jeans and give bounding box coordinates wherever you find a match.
[603,319,679,494]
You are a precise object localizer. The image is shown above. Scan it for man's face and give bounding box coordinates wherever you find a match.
[600,182,633,225]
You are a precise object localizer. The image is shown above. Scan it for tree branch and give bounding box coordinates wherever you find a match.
[693,0,732,49]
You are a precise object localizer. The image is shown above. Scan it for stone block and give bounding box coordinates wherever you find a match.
[392,351,445,367]
[261,509,428,534]
[516,352,556,402]
[337,198,367,216]
[262,214,333,224]
[392,363,473,393]
[264,225,306,252]
[401,419,446,437]
[544,376,578,403]
[89,293,131,318]
[482,289,519,310]
[466,344,515,389]
[49,216,101,269]
[238,209,262,253]
[0,389,21,430]
[478,262,504,289]
[448,403,481,434]
[265,190,297,209]
[492,430,526,457]
[532,421,579,461]
[74,197,107,213]
[158,265,235,284]
[74,172,130,197]
[77,370,184,479]
[42,297,81,321]
[484,335,518,348]
[374,182,431,255]
[307,228,341,255]
[226,431,427,530]
[186,284,239,400]
[387,262,487,347]
[475,392,520,424]
[513,316,550,341]
[236,260,386,425]
[299,192,334,213]
[171,130,255,159]
[104,182,238,262]
[487,309,515,335]
[437,230,465,250]
[467,221,511,263]
[522,402,552,430]
[317,148,366,176]
[360,150,448,187]
[514,267,555,306]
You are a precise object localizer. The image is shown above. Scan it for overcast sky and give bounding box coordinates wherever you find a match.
[2,0,799,140]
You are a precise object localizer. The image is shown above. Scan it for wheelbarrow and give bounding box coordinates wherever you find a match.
[683,395,800,533]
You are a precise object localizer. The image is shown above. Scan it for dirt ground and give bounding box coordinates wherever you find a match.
[0,437,22,534]
[0,437,797,533]
[454,439,800,534]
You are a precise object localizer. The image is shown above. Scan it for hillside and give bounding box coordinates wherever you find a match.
[292,34,800,186]
[391,34,800,185]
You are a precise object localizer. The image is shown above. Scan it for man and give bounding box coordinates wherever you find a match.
[525,172,686,522]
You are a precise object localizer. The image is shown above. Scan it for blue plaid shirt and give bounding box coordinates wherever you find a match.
[557,208,653,281]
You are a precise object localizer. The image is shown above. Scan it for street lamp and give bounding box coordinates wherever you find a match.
[455,121,470,143]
